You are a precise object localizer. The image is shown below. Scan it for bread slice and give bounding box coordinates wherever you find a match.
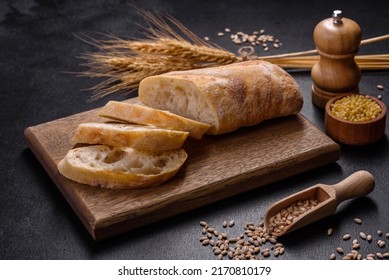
[57,145,187,189]
[73,122,189,151]
[139,60,303,135]
[99,101,211,140]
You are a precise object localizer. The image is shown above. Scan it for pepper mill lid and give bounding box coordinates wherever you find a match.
[313,10,362,55]
[332,10,343,24]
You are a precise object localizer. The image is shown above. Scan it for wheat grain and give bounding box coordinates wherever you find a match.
[126,38,238,64]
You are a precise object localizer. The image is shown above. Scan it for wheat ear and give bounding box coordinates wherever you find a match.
[78,8,389,100]
[77,9,239,100]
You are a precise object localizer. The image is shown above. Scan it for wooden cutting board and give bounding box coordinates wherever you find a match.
[24,98,340,240]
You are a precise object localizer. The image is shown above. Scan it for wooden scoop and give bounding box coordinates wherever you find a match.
[264,170,375,237]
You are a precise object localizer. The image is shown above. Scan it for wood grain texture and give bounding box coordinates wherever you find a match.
[311,16,362,108]
[24,98,340,240]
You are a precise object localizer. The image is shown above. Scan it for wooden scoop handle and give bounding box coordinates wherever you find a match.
[332,170,375,204]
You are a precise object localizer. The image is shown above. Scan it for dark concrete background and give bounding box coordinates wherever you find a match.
[1,0,388,259]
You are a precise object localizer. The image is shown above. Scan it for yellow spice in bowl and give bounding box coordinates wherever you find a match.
[330,95,382,122]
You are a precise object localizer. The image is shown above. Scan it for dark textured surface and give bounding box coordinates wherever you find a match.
[1,0,388,260]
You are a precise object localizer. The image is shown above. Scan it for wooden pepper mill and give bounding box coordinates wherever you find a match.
[311,10,362,108]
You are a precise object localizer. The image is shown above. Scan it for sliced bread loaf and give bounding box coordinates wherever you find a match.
[139,60,303,135]
[58,145,188,189]
[99,101,211,140]
[73,122,189,151]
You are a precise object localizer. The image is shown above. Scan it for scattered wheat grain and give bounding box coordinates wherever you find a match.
[343,234,351,240]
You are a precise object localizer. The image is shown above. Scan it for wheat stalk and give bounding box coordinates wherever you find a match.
[129,39,239,64]
[77,8,240,100]
[79,39,238,100]
[80,53,199,99]
[77,8,389,100]
[262,54,389,70]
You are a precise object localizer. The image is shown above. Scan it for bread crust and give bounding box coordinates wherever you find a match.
[139,60,303,134]
[72,123,189,151]
[99,101,210,139]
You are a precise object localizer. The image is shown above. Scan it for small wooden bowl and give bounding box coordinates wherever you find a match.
[325,94,387,146]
